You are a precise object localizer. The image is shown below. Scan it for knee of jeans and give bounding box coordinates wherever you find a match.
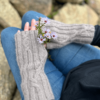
[22,10,49,22]
[1,27,18,38]
[22,10,38,21]
[1,27,12,39]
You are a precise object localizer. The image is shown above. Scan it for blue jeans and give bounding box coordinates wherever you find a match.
[1,11,100,100]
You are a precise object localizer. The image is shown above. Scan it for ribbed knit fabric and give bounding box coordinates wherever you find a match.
[42,19,95,49]
[14,19,95,100]
[14,30,55,100]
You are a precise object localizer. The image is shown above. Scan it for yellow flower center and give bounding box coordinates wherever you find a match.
[49,31,51,33]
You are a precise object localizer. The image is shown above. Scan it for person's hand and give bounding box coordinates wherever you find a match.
[35,18,95,50]
[17,19,47,48]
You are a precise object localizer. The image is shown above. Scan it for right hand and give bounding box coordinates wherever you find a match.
[17,19,47,48]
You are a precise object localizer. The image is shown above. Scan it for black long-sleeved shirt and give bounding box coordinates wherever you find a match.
[91,25,100,46]
[60,25,100,100]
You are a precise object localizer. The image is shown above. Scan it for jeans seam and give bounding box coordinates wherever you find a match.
[46,69,59,74]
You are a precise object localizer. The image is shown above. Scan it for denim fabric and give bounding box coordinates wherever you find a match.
[49,43,100,77]
[1,10,100,100]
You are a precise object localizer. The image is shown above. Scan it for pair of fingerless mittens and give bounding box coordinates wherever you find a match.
[14,19,95,100]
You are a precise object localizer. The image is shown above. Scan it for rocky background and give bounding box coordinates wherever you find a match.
[0,0,100,100]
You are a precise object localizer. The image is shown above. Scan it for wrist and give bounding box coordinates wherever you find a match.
[73,24,95,44]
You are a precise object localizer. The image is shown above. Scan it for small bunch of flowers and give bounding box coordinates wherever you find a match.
[34,17,57,45]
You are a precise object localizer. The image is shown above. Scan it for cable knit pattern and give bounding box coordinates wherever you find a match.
[14,19,95,100]
[14,30,55,100]
[42,19,95,49]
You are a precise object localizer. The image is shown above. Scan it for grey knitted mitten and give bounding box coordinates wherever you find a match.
[14,30,54,100]
[42,19,95,49]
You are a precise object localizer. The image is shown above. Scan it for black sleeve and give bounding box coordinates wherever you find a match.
[91,25,100,47]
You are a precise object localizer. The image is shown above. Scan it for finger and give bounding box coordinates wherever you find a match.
[24,22,29,31]
[17,30,20,32]
[31,19,36,30]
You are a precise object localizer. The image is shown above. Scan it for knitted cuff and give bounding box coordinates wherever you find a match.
[72,24,95,44]
[14,30,55,100]
[43,19,95,49]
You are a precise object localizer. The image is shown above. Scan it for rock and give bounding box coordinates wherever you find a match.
[13,89,21,100]
[0,26,4,33]
[0,0,21,28]
[0,26,4,44]
[0,1,21,99]
[88,0,100,14]
[54,3,99,25]
[9,0,52,16]
[56,0,83,3]
[94,46,100,50]
[0,44,16,100]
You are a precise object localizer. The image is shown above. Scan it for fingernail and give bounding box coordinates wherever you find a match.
[34,19,36,24]
[32,19,35,20]
[18,30,20,32]
[32,19,35,22]
[26,22,29,26]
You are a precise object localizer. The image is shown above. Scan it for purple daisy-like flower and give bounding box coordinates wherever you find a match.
[33,21,39,29]
[45,33,51,39]
[41,17,50,25]
[51,32,57,39]
[42,28,51,34]
[37,35,46,44]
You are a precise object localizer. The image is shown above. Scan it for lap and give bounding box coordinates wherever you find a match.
[49,43,100,76]
[1,10,100,100]
[1,27,65,100]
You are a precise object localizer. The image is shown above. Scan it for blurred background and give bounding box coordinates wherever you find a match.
[0,0,100,100]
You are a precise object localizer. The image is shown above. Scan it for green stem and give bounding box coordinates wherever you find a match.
[40,23,45,28]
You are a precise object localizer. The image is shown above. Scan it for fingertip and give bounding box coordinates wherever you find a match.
[31,19,36,30]
[26,22,29,26]
[31,19,36,25]
[24,22,29,31]
[17,30,20,32]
